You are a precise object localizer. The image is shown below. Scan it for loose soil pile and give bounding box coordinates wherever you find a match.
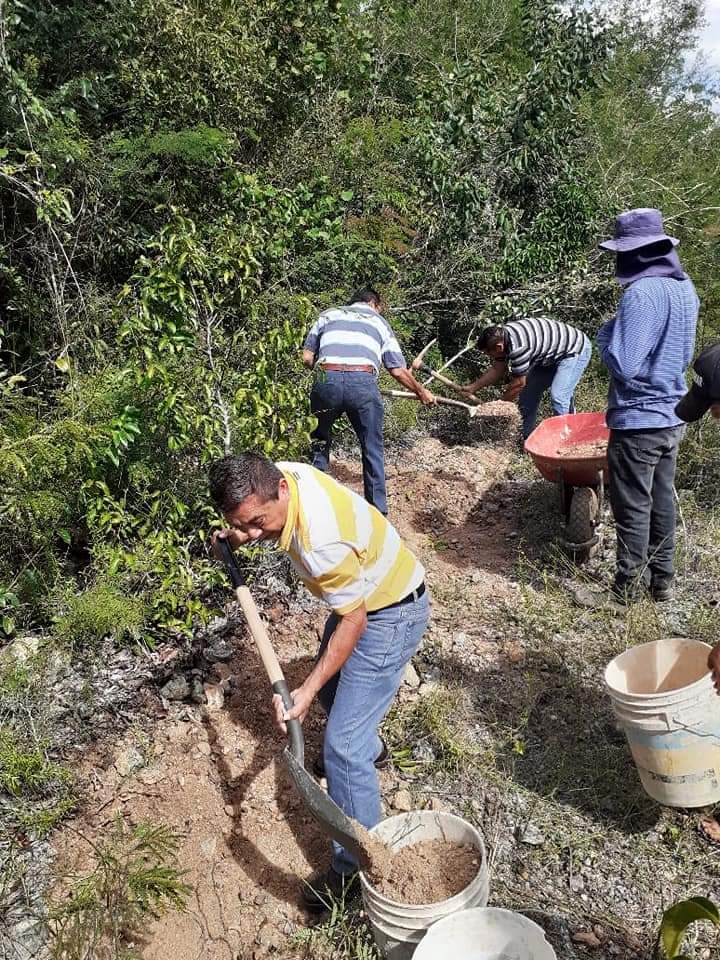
[474,400,522,421]
[51,435,720,960]
[555,440,607,458]
[368,839,480,904]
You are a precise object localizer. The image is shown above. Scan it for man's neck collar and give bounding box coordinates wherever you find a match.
[278,470,299,550]
[348,301,379,314]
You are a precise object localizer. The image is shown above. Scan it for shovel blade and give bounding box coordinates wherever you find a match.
[283,748,365,864]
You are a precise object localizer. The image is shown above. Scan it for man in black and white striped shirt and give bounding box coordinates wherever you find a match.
[463,317,592,438]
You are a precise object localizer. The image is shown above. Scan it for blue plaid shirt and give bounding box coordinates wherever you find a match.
[597,277,698,429]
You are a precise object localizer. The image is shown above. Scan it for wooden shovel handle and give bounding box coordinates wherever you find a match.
[217,538,304,763]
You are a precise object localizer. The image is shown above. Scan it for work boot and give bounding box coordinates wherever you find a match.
[312,739,390,779]
[301,866,358,913]
[650,577,674,602]
[610,578,648,605]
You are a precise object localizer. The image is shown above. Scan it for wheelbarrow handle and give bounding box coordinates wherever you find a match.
[216,537,304,765]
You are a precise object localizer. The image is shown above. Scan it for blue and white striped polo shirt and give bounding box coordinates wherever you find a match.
[303,303,406,371]
[597,277,698,429]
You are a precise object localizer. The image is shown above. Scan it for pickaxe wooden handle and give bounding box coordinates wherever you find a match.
[381,389,479,417]
[411,338,482,402]
[410,338,437,371]
[412,363,482,403]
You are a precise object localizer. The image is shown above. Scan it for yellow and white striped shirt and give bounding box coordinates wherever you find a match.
[277,462,425,615]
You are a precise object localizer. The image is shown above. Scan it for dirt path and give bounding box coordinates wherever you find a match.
[50,429,720,960]
[52,432,521,960]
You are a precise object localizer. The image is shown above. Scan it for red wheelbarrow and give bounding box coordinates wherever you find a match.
[524,412,610,562]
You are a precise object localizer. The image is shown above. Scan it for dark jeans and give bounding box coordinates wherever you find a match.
[310,371,387,514]
[607,426,684,589]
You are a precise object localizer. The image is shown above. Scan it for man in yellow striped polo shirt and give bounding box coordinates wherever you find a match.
[209,452,429,910]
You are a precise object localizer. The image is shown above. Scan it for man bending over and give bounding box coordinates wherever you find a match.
[209,453,429,910]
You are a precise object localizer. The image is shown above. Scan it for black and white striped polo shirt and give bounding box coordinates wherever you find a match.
[505,318,585,377]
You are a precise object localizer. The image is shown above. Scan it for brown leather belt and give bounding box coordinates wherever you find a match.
[320,363,376,374]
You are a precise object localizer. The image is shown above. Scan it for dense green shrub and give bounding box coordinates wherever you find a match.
[1,0,718,650]
[51,582,146,648]
[0,729,71,799]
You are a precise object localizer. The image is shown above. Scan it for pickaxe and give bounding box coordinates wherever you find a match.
[410,340,482,404]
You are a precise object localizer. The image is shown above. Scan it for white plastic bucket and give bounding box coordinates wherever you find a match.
[360,811,489,960]
[413,907,557,960]
[604,638,720,807]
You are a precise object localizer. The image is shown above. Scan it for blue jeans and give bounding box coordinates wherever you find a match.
[518,336,592,439]
[310,371,387,514]
[316,590,430,874]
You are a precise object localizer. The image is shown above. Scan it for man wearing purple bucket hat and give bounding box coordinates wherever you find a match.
[597,208,698,602]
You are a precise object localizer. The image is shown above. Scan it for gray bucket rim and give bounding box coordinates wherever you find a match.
[604,638,713,702]
[359,810,487,909]
[413,907,556,959]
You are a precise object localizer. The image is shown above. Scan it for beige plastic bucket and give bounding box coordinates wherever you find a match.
[413,907,557,959]
[604,638,720,807]
[360,811,489,960]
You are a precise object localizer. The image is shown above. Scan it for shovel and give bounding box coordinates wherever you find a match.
[381,388,482,417]
[217,537,368,865]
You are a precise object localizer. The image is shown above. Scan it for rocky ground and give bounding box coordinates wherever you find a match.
[4,408,720,959]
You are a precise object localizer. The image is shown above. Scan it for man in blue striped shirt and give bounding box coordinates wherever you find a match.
[597,208,698,601]
[303,288,434,515]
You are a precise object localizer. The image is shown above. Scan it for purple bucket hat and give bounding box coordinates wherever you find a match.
[599,208,679,252]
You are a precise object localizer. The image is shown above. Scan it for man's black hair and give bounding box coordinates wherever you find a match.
[349,287,382,307]
[208,453,283,513]
[477,324,506,352]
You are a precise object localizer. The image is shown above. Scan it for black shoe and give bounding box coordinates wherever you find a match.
[650,578,674,602]
[301,866,358,913]
[312,739,390,779]
[610,579,648,604]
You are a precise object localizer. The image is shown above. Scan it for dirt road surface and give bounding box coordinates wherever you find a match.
[51,427,720,960]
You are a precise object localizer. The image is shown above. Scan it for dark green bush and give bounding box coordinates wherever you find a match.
[51,582,146,648]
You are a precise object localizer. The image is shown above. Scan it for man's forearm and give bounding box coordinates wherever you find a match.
[303,607,367,696]
[467,364,505,392]
[388,367,434,404]
[502,376,526,401]
[390,367,424,395]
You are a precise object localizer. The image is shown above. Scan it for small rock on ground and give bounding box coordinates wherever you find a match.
[160,675,190,701]
[203,682,225,710]
[516,822,546,846]
[569,874,585,893]
[203,637,233,663]
[189,677,206,703]
[392,789,413,812]
[403,662,421,688]
[114,746,145,777]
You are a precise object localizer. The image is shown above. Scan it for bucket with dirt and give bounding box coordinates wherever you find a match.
[413,906,557,959]
[604,638,720,807]
[359,811,488,960]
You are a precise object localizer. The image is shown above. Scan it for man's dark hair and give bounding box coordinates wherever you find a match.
[349,287,381,307]
[208,453,283,513]
[477,324,506,352]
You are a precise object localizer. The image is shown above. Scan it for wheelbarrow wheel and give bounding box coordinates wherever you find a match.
[564,487,600,563]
